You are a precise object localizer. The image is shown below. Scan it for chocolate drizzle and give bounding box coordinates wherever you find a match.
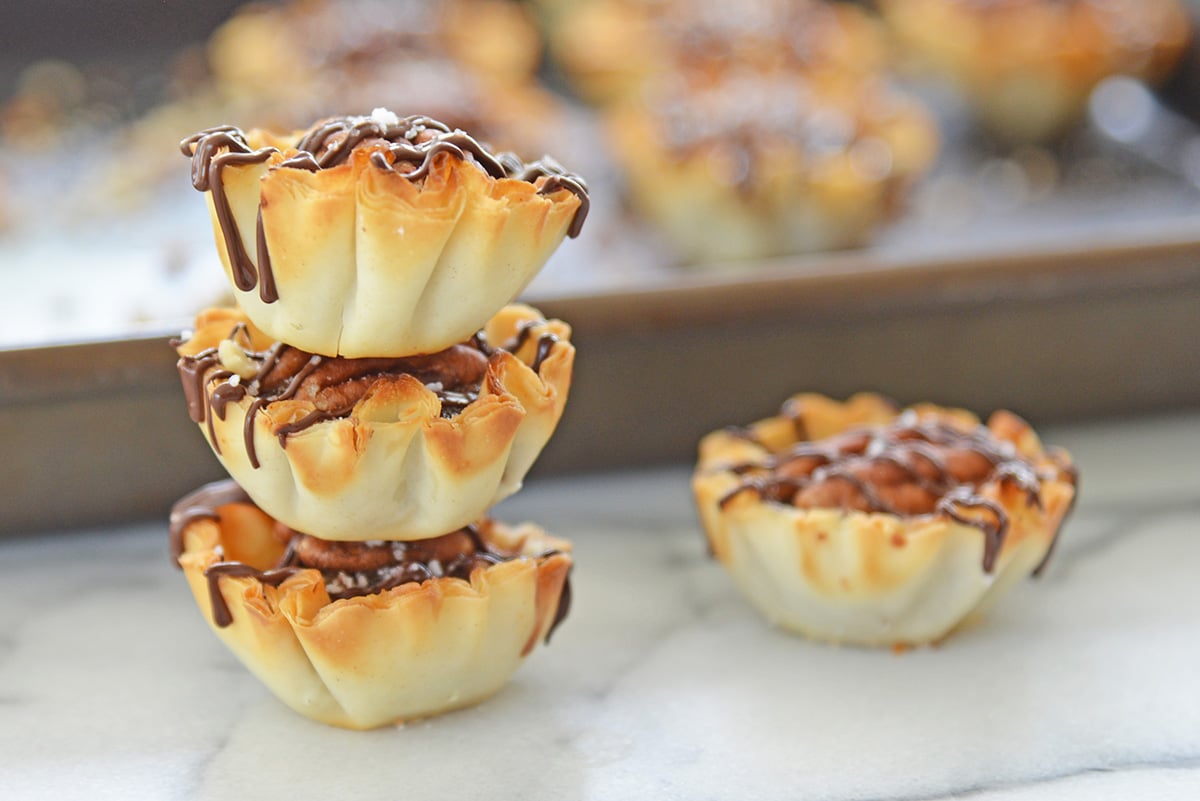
[717,410,1078,573]
[168,479,252,565]
[181,111,590,301]
[179,129,278,302]
[510,156,591,239]
[293,113,509,176]
[175,316,560,469]
[202,563,304,628]
[502,319,561,373]
[545,566,572,644]
[177,331,325,468]
[169,483,571,637]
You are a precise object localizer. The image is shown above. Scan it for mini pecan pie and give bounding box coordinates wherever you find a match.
[605,69,937,263]
[205,0,566,157]
[208,0,544,97]
[880,0,1191,142]
[170,480,571,730]
[180,109,588,357]
[549,0,889,105]
[693,393,1078,646]
[175,304,572,541]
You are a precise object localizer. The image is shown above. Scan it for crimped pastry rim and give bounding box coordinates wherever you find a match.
[175,303,574,542]
[174,496,573,729]
[182,114,588,357]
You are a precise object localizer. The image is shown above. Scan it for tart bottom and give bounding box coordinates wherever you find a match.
[174,490,572,730]
[706,500,1067,647]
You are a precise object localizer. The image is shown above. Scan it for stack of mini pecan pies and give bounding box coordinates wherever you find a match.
[169,109,588,729]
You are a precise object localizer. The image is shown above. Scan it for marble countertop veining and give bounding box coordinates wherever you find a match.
[2,413,1199,800]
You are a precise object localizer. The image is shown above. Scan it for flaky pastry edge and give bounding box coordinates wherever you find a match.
[176,501,572,730]
[176,303,573,541]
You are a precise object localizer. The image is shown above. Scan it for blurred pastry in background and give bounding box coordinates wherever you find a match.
[549,0,939,264]
[549,0,889,106]
[209,0,542,95]
[606,69,938,263]
[205,0,547,135]
[879,0,1192,143]
[51,0,571,215]
[1,0,547,155]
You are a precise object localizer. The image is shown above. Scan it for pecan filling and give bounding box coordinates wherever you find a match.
[176,317,560,468]
[718,409,1078,572]
[271,525,510,602]
[168,481,572,636]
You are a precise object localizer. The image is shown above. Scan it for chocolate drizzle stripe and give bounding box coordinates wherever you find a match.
[204,370,236,455]
[170,484,572,637]
[936,491,1008,573]
[502,321,560,374]
[274,406,350,445]
[167,480,252,565]
[524,164,590,239]
[254,210,279,304]
[530,334,559,373]
[176,313,559,470]
[203,563,305,628]
[180,129,276,295]
[545,563,572,644]
[243,399,267,467]
[178,347,219,424]
[181,113,590,306]
[713,410,1078,574]
[812,466,895,515]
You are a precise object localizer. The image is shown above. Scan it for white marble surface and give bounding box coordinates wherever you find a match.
[2,412,1199,800]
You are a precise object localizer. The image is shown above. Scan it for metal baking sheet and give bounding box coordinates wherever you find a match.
[3,224,1198,536]
[3,3,1200,535]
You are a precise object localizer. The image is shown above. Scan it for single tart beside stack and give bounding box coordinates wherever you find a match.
[693,393,1078,647]
[169,110,589,729]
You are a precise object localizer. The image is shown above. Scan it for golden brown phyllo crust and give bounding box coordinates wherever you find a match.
[171,481,572,729]
[693,393,1078,646]
[181,111,588,357]
[174,304,573,542]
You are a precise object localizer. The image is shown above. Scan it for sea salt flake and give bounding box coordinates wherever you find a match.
[370,107,400,127]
